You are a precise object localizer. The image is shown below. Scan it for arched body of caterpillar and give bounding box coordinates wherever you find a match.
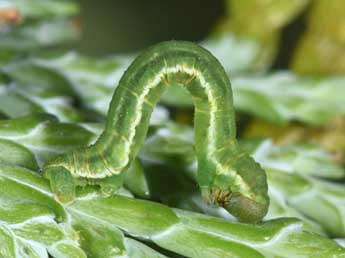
[43,41,269,223]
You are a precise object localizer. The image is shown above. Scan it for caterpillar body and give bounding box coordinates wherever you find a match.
[43,41,269,223]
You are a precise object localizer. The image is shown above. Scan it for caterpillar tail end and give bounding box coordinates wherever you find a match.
[43,165,76,204]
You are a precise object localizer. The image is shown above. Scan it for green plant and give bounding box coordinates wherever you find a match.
[1,1,345,257]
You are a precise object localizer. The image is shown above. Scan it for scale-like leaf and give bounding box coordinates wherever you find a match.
[69,194,345,258]
[0,162,87,257]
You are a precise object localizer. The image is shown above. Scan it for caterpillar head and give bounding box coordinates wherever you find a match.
[202,153,269,223]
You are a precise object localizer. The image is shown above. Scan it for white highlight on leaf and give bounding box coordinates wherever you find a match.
[151,224,181,241]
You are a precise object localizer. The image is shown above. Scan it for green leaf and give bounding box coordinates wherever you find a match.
[201,33,260,74]
[69,194,345,258]
[0,138,38,170]
[0,82,83,122]
[268,171,345,237]
[0,161,343,257]
[0,0,79,19]
[0,114,96,164]
[250,139,344,179]
[124,159,151,199]
[69,211,127,258]
[0,163,86,258]
[69,208,168,258]
[233,72,345,125]
[0,19,79,50]
[3,217,87,258]
[69,195,180,237]
[0,163,66,223]
[0,0,79,51]
[31,51,131,115]
[0,225,16,258]
[124,238,168,258]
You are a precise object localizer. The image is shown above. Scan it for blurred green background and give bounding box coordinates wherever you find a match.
[74,0,224,55]
[71,0,311,71]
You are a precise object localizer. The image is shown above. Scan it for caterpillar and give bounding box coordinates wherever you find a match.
[43,41,269,223]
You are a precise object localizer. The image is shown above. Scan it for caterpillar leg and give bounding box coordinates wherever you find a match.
[99,174,124,195]
[44,166,76,204]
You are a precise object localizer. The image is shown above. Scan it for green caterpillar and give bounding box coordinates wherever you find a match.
[43,41,269,223]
